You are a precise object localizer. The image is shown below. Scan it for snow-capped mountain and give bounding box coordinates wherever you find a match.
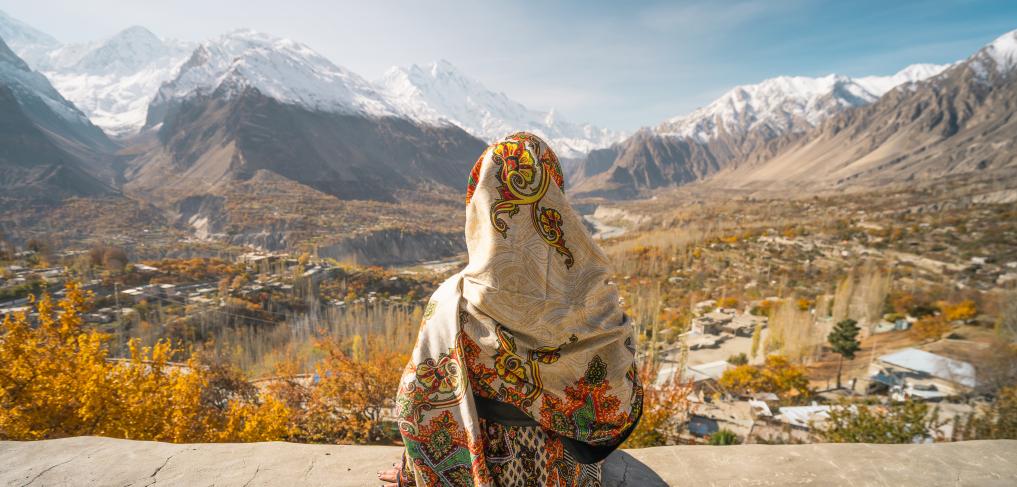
[708,28,1017,190]
[655,63,951,143]
[1,10,194,136]
[376,60,623,158]
[149,29,398,123]
[0,33,94,127]
[0,36,117,199]
[0,9,59,67]
[36,27,193,136]
[966,28,1017,78]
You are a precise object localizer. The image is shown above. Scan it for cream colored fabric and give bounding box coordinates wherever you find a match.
[396,133,642,487]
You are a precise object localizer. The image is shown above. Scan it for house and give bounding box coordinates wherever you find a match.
[868,348,976,399]
[686,400,756,441]
[776,404,832,430]
[688,360,732,382]
[724,313,767,336]
[691,309,735,335]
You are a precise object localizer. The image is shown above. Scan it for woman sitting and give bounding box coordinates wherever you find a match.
[380,132,643,486]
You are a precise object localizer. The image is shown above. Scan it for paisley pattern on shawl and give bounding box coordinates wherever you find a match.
[397,133,642,486]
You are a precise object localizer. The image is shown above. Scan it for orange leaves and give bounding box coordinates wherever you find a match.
[622,360,695,448]
[911,315,952,341]
[719,354,811,401]
[265,336,407,445]
[938,300,977,322]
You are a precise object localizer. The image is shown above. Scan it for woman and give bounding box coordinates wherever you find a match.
[380,132,642,487]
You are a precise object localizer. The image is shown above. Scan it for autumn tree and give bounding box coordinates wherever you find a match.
[911,315,951,341]
[278,336,407,444]
[938,300,977,322]
[719,355,811,402]
[828,319,861,390]
[750,322,763,359]
[0,282,290,442]
[623,359,695,448]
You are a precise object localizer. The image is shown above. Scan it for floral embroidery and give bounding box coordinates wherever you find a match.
[401,410,491,487]
[539,355,633,444]
[397,344,469,424]
[464,148,487,205]
[486,133,574,269]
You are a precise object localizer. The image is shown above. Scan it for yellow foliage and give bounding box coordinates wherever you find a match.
[0,282,289,442]
[938,300,977,322]
[719,355,811,401]
[796,298,813,311]
[717,297,739,309]
[267,336,407,444]
[911,315,951,341]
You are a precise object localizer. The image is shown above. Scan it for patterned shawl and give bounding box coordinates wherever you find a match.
[396,132,643,486]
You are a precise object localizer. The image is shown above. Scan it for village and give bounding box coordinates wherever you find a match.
[1,185,1015,446]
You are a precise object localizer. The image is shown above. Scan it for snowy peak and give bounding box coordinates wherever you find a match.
[0,9,59,63]
[657,63,949,143]
[68,26,186,74]
[0,36,92,126]
[1,12,196,136]
[966,28,1017,78]
[377,60,623,157]
[855,63,953,95]
[154,29,397,118]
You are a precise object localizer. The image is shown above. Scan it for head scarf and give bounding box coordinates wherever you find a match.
[397,132,643,486]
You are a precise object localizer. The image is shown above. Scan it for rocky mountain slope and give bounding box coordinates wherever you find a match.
[130,30,484,203]
[0,36,118,200]
[708,28,1017,189]
[573,63,951,197]
[376,60,623,158]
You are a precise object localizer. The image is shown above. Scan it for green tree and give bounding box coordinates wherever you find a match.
[820,400,942,444]
[828,319,861,390]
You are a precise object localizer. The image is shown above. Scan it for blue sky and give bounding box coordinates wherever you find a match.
[1,0,1015,131]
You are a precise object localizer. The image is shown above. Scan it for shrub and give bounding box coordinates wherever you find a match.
[707,428,739,445]
[819,400,942,444]
[727,353,749,366]
[0,282,290,442]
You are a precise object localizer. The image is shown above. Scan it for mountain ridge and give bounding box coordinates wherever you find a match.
[0,36,118,200]
[376,60,624,158]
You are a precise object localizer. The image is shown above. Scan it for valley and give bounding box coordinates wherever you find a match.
[0,7,1015,450]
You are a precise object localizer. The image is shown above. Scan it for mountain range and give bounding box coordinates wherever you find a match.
[0,8,1015,261]
[0,11,617,155]
[572,31,1016,197]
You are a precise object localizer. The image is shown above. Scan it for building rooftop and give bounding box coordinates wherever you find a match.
[879,348,976,388]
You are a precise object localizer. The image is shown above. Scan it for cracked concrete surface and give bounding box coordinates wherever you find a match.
[1,437,1015,486]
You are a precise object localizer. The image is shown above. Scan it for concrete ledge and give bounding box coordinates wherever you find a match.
[1,437,1015,486]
